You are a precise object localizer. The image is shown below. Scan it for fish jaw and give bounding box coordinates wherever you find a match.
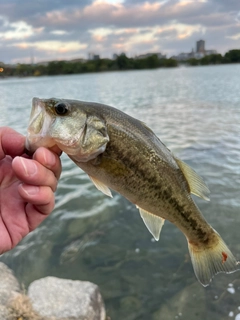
[25,98,56,153]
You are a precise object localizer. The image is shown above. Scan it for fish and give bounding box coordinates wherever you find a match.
[25,97,239,286]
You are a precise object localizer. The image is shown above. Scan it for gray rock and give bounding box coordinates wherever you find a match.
[0,305,12,320]
[0,262,20,305]
[28,276,106,320]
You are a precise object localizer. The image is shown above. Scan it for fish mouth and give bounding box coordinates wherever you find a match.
[25,97,55,152]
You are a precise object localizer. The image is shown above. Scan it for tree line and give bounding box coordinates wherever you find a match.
[186,49,240,66]
[1,54,177,77]
[1,49,240,78]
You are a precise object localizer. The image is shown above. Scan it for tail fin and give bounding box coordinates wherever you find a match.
[188,230,240,286]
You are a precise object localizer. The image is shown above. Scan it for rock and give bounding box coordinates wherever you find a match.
[28,276,106,320]
[0,262,20,305]
[8,292,41,320]
[0,305,12,320]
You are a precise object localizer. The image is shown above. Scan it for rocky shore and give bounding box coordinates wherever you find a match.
[0,262,106,320]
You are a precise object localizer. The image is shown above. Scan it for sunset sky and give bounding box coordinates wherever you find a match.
[0,0,239,64]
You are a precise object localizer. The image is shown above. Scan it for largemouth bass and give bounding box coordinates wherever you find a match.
[25,97,239,286]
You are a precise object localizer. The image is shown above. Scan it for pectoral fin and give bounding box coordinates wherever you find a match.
[89,175,112,198]
[138,206,165,241]
[175,157,210,201]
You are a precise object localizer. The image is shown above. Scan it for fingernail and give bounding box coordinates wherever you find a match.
[21,185,39,196]
[19,157,37,176]
[44,150,56,167]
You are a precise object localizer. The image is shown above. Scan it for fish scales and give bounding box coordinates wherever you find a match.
[80,114,212,242]
[81,131,211,243]
[25,97,240,286]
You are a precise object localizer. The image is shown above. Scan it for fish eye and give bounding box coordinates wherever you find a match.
[55,103,68,115]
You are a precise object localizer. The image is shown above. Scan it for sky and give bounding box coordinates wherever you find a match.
[0,0,239,64]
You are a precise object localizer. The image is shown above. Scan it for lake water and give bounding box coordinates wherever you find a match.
[0,65,240,320]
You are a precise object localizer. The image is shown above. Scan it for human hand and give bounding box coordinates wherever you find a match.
[0,127,62,253]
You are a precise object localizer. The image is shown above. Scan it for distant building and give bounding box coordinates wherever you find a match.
[172,52,190,61]
[135,52,166,59]
[196,40,205,53]
[88,53,100,60]
[112,53,127,59]
[188,48,195,58]
[172,40,217,61]
[194,52,205,59]
[205,50,217,56]
[69,58,86,63]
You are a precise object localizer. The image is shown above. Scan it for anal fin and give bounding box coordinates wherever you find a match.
[89,175,112,198]
[138,206,165,241]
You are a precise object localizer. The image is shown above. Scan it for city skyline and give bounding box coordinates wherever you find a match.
[0,0,239,64]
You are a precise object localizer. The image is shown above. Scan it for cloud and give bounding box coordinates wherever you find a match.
[0,0,92,23]
[23,1,164,31]
[0,0,239,63]
[0,21,34,40]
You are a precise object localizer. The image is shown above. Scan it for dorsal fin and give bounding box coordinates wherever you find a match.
[89,175,112,198]
[175,158,210,201]
[137,206,165,241]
